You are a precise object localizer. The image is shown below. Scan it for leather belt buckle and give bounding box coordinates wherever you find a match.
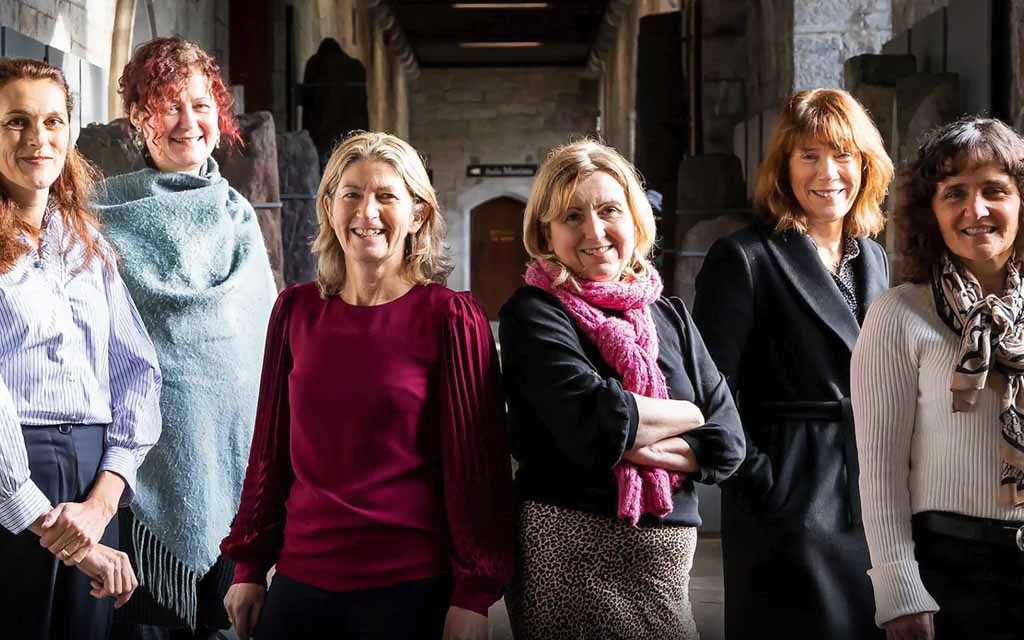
[1016,526,1024,552]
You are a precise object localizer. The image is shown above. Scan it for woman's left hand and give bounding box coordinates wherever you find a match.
[39,471,123,564]
[623,436,699,473]
[442,605,488,640]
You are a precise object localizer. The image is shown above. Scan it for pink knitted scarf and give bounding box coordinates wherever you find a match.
[525,259,683,525]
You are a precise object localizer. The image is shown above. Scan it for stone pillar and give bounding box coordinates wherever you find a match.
[701,0,747,155]
[369,26,391,132]
[843,53,917,152]
[277,130,321,286]
[393,63,410,140]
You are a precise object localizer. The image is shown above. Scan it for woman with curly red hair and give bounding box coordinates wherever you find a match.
[94,37,277,640]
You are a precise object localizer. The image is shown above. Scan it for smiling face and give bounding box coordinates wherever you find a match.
[0,77,69,206]
[327,159,424,277]
[545,170,636,282]
[0,78,69,208]
[132,71,219,174]
[932,162,1021,274]
[788,138,862,226]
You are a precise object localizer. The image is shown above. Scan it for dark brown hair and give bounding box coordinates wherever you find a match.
[755,88,894,237]
[0,58,104,274]
[896,117,1024,283]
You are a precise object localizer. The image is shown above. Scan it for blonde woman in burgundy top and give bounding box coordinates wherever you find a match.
[219,131,514,640]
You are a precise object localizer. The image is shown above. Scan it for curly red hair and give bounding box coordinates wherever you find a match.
[119,37,240,149]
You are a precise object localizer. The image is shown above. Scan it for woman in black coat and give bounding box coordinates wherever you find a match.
[692,89,894,640]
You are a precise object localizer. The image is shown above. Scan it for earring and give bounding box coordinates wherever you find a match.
[131,126,144,150]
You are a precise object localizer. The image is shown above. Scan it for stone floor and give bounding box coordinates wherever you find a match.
[488,535,724,640]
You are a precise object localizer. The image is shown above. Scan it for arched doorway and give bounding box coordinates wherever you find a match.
[470,197,529,320]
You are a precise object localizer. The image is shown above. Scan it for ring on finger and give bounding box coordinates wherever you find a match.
[60,548,72,558]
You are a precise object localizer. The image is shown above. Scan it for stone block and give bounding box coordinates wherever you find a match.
[848,83,897,151]
[882,30,910,56]
[894,72,960,169]
[276,130,320,286]
[701,35,748,80]
[701,0,745,35]
[76,118,141,177]
[910,7,946,74]
[844,54,917,87]
[214,111,285,291]
[672,212,751,307]
[794,33,844,91]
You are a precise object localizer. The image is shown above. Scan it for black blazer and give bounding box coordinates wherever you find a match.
[692,222,888,640]
[692,222,888,502]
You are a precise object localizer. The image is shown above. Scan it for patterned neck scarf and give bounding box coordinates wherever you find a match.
[932,250,1024,507]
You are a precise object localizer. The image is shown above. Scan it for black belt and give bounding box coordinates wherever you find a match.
[914,511,1024,552]
[749,398,862,527]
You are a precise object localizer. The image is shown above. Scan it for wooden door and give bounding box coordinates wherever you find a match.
[470,197,529,320]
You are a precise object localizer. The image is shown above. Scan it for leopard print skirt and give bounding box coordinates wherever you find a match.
[505,501,699,640]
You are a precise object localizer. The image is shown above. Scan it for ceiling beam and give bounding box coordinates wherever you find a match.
[367,0,421,79]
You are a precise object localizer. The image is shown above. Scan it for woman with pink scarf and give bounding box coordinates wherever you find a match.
[499,139,745,638]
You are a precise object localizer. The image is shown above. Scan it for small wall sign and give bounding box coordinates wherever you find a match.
[466,164,538,178]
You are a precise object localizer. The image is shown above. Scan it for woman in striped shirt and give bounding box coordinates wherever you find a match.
[0,58,162,639]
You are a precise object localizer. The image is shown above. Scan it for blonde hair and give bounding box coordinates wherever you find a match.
[755,88,894,237]
[312,131,452,297]
[523,139,656,286]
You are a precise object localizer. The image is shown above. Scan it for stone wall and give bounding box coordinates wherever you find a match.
[410,68,599,291]
[0,0,114,68]
[793,0,891,91]
[130,0,223,60]
[891,0,949,33]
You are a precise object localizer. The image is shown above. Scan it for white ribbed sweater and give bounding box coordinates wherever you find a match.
[851,283,1024,627]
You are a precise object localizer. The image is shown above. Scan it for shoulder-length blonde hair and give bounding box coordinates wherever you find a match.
[0,58,104,275]
[523,139,656,286]
[755,88,894,237]
[312,131,452,297]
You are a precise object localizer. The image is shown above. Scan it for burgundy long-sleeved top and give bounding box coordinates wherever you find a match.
[220,282,515,615]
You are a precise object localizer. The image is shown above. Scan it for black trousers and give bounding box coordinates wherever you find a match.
[0,425,119,640]
[254,572,451,639]
[914,513,1024,640]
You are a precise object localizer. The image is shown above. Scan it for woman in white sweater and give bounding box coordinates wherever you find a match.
[852,117,1024,640]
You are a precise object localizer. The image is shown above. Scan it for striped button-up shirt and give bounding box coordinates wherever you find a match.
[0,210,162,534]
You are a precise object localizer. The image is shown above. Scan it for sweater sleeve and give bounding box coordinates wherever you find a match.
[851,288,939,627]
[498,287,639,473]
[692,236,774,502]
[439,292,515,615]
[668,299,746,485]
[220,286,296,586]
